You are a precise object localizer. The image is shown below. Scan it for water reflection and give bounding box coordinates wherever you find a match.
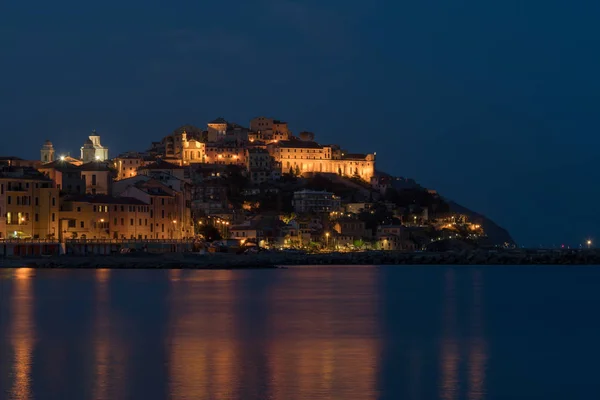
[167,270,237,399]
[10,268,36,400]
[467,270,487,400]
[165,267,379,400]
[92,269,123,400]
[0,266,500,399]
[440,269,459,400]
[267,267,379,400]
[439,268,488,400]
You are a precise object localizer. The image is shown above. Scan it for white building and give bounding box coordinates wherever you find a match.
[81,130,109,163]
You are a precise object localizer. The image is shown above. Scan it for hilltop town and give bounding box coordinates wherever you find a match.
[0,116,510,255]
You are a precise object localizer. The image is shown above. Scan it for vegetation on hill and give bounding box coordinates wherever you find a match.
[383,187,450,217]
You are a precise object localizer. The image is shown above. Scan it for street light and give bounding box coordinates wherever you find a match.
[325,232,330,248]
[587,239,592,249]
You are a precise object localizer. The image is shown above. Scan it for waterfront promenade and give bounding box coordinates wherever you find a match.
[2,249,600,269]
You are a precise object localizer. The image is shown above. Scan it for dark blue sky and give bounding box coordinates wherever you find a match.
[2,0,599,247]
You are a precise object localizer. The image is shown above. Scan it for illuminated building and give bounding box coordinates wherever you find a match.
[207,117,228,143]
[79,162,113,195]
[112,152,153,181]
[269,138,375,182]
[80,130,109,163]
[38,159,85,195]
[249,117,291,142]
[40,140,55,163]
[59,194,153,240]
[0,166,59,239]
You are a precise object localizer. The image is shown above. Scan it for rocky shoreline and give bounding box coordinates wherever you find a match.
[1,249,600,269]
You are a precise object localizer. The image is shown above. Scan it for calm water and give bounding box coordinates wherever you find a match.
[1,266,600,400]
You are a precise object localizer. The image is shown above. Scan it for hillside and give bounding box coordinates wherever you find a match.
[446,200,517,247]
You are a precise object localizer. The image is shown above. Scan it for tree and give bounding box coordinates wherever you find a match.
[198,225,222,241]
[295,165,301,176]
[289,166,294,175]
[353,239,365,249]
[281,212,297,224]
[338,167,342,176]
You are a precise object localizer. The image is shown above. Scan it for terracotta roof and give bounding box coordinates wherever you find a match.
[0,156,25,161]
[278,140,322,149]
[79,161,112,171]
[209,117,227,124]
[139,159,184,170]
[38,160,80,170]
[63,194,147,205]
[342,153,368,160]
[0,166,53,181]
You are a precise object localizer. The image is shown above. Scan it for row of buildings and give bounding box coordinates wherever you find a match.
[0,116,468,250]
[115,116,376,184]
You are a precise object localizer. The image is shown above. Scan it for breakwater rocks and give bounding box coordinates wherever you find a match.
[0,253,280,270]
[273,250,600,266]
[2,249,600,269]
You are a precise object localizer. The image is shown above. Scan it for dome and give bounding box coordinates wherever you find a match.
[44,139,53,146]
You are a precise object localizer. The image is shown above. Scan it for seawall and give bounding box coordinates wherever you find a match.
[1,249,600,269]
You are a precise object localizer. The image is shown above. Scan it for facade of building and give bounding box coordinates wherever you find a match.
[246,148,280,183]
[207,117,228,143]
[249,117,290,142]
[60,195,152,240]
[38,160,85,195]
[0,166,59,239]
[113,153,153,180]
[376,225,416,251]
[81,130,109,163]
[204,144,246,166]
[269,139,375,182]
[114,175,193,239]
[292,190,341,214]
[79,162,113,195]
[40,140,55,163]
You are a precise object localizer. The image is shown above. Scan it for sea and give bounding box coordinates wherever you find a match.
[1,265,599,400]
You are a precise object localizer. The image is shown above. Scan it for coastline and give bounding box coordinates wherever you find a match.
[1,249,600,269]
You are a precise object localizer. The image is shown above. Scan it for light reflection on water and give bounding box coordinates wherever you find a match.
[10,268,35,400]
[4,265,600,399]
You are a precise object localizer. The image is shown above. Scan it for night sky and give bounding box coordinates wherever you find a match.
[2,0,599,247]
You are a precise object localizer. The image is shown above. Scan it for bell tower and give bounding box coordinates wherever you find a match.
[40,140,55,163]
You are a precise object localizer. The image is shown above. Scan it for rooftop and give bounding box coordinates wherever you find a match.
[139,159,184,170]
[38,160,80,171]
[278,140,323,149]
[0,166,53,181]
[0,156,25,161]
[63,194,148,205]
[342,153,368,160]
[79,161,112,171]
[209,117,227,124]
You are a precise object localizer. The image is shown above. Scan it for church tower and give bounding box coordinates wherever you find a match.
[80,130,109,162]
[40,140,55,163]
